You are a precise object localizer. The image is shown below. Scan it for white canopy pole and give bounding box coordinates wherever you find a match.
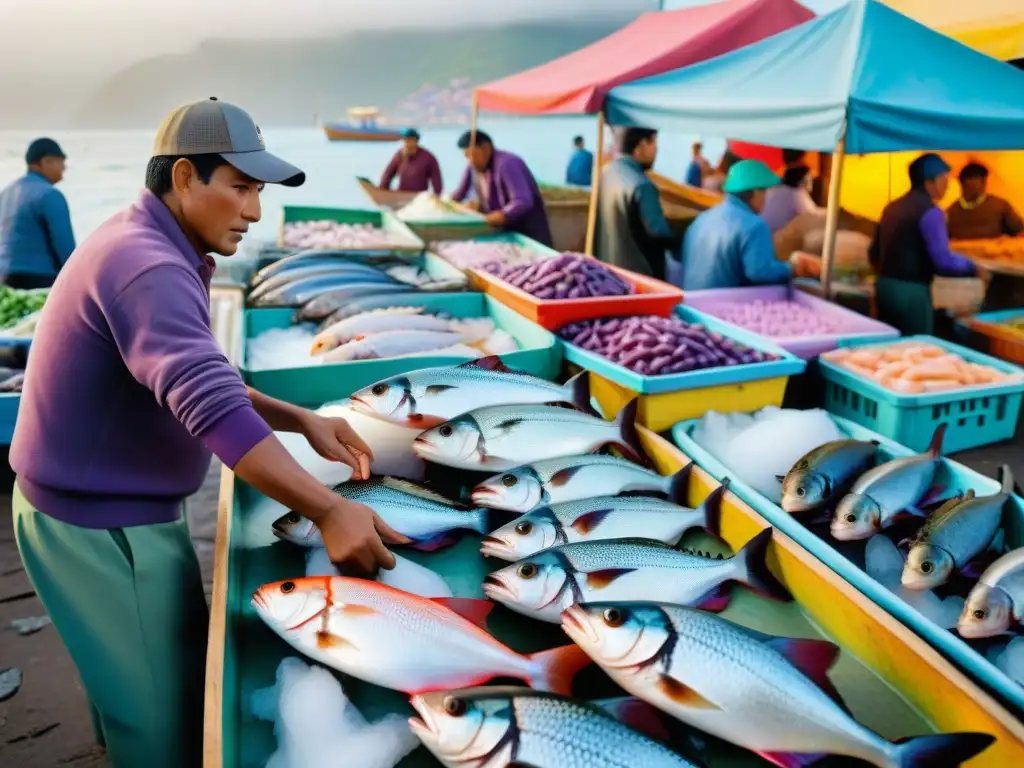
[820,126,848,298]
[584,111,606,256]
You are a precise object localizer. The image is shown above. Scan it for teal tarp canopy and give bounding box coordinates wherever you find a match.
[608,0,1024,153]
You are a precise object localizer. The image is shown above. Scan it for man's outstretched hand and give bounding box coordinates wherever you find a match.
[301,414,374,480]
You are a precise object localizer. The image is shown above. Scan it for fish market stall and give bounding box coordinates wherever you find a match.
[278,205,423,255]
[672,408,1024,716]
[429,232,559,285]
[819,337,1024,452]
[562,306,806,432]
[204,398,1024,766]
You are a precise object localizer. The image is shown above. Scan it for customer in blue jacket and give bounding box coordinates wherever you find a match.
[565,135,593,187]
[681,159,799,290]
[0,138,76,288]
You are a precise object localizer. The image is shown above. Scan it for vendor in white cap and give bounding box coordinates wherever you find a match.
[680,159,817,290]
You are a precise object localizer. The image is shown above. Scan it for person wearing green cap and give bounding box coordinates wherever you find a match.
[379,128,443,194]
[681,159,807,290]
[869,152,977,335]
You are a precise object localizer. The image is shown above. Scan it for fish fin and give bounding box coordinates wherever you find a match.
[460,355,513,373]
[899,505,930,521]
[549,466,582,487]
[410,532,460,552]
[496,417,526,432]
[424,384,457,395]
[755,751,828,768]
[593,697,671,743]
[999,464,1015,495]
[315,631,355,651]
[656,676,721,710]
[430,598,494,630]
[808,510,833,526]
[765,638,847,709]
[927,422,947,457]
[775,474,786,484]
[693,583,731,613]
[736,529,791,602]
[989,527,1006,554]
[571,509,614,535]
[406,413,448,429]
[918,484,949,508]
[613,398,650,467]
[563,370,597,415]
[962,548,1003,580]
[528,644,591,695]
[698,477,728,539]
[892,732,995,768]
[379,477,464,506]
[666,462,694,506]
[585,568,636,589]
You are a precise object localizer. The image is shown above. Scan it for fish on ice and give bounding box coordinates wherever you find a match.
[349,356,593,429]
[321,327,494,363]
[480,471,725,562]
[778,439,879,514]
[251,576,590,695]
[958,548,1024,639]
[563,601,995,768]
[311,307,440,354]
[410,686,697,768]
[274,476,503,551]
[248,261,393,302]
[902,465,1011,591]
[482,530,788,624]
[413,399,645,472]
[295,284,417,322]
[250,251,393,288]
[831,424,947,541]
[472,454,690,513]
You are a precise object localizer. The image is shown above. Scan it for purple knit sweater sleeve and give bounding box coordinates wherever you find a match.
[106,263,271,467]
[919,207,977,277]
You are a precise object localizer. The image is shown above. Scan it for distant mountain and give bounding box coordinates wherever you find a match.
[68,20,636,129]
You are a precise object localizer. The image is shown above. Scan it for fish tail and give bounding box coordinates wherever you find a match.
[891,732,994,767]
[999,464,1014,495]
[613,398,649,466]
[736,529,791,602]
[527,643,592,695]
[562,370,597,415]
[698,477,729,539]
[665,462,693,506]
[927,423,947,458]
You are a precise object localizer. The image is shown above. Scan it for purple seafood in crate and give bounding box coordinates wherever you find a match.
[558,315,779,376]
[485,253,634,300]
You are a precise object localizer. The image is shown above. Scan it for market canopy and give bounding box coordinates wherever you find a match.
[606,0,1024,154]
[473,0,813,115]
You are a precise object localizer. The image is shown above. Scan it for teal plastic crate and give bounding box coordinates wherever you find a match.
[0,393,19,445]
[278,205,423,254]
[819,335,1024,452]
[242,293,562,406]
[671,413,1024,715]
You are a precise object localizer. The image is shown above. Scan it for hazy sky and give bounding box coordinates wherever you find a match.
[0,0,656,75]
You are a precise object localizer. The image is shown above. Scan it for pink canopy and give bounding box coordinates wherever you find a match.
[475,0,814,115]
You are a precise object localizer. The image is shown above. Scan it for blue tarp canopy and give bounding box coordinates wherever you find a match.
[607,0,1024,154]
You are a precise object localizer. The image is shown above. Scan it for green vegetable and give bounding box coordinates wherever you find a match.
[0,287,48,329]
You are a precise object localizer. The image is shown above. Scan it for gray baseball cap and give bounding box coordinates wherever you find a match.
[153,97,305,187]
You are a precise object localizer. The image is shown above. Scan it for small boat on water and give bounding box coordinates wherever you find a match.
[323,106,408,142]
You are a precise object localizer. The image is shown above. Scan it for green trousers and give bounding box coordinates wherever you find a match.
[874,276,935,337]
[12,486,208,768]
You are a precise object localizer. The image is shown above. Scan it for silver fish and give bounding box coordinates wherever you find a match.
[472,454,690,513]
[902,466,1012,591]
[410,686,696,768]
[311,307,444,354]
[296,284,417,322]
[482,531,787,624]
[248,261,391,301]
[350,356,593,430]
[563,601,995,768]
[831,424,946,541]
[778,439,879,514]
[480,472,724,562]
[273,477,496,551]
[315,293,458,330]
[321,330,479,363]
[413,399,644,472]
[251,577,590,695]
[251,249,404,286]
[958,548,1024,639]
[254,275,405,309]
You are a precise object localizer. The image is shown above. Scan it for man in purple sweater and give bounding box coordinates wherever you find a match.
[9,98,405,767]
[378,128,443,194]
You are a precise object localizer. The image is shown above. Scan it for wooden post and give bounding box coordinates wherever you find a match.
[469,93,479,145]
[584,110,605,256]
[820,129,847,298]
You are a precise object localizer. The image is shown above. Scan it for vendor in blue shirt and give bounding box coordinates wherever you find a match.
[565,135,593,187]
[0,138,76,289]
[681,159,804,290]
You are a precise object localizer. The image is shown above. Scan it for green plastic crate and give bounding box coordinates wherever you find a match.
[242,293,562,406]
[278,206,423,253]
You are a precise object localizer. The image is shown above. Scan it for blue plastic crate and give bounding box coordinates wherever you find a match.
[819,335,1024,453]
[0,393,19,445]
[671,413,1024,715]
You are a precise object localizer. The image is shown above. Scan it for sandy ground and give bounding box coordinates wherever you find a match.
[1,434,1021,767]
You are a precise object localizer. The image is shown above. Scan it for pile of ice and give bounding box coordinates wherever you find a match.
[396,192,479,222]
[691,407,842,503]
[864,536,965,629]
[988,637,1024,686]
[305,548,453,598]
[251,657,418,768]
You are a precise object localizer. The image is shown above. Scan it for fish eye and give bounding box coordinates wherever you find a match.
[920,562,933,574]
[281,581,295,594]
[286,513,300,524]
[517,563,538,579]
[514,521,533,535]
[796,487,806,497]
[974,609,987,620]
[371,383,388,396]
[443,696,467,716]
[603,608,625,627]
[502,474,518,488]
[845,513,857,523]
[439,425,453,437]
